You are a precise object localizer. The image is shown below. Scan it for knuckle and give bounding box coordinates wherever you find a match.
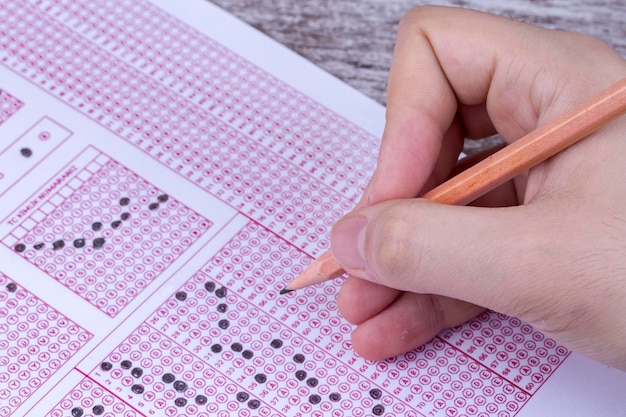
[408,293,447,336]
[399,5,440,30]
[566,32,613,55]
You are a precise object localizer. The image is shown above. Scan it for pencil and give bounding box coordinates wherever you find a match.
[280,78,626,294]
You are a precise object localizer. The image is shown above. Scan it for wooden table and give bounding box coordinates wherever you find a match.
[209,0,626,151]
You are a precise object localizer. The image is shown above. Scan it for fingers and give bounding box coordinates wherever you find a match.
[330,198,568,320]
[336,276,401,325]
[347,291,484,360]
[333,185,626,367]
[368,6,524,204]
[457,103,496,140]
[367,5,626,206]
[452,144,521,208]
[366,10,458,204]
[337,276,484,360]
[333,5,626,367]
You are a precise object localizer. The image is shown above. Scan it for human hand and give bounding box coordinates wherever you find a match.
[330,6,626,369]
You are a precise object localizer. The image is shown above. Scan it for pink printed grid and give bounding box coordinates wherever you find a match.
[58,221,528,417]
[3,150,212,317]
[0,272,92,417]
[96,325,286,417]
[441,312,570,395]
[47,377,139,417]
[0,88,23,125]
[0,1,357,255]
[92,249,400,417]
[33,0,375,199]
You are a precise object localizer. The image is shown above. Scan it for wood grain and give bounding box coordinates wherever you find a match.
[208,0,626,152]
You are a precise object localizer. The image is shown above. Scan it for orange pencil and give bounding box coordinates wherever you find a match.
[281,78,626,294]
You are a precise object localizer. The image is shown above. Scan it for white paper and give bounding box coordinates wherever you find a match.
[0,1,624,416]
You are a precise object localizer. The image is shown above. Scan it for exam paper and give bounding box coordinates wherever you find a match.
[0,1,624,416]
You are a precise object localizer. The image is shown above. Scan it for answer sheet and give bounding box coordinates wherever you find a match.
[0,1,625,416]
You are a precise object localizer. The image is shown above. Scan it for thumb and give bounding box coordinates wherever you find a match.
[329,198,569,320]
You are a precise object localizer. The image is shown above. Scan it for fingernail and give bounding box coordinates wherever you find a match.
[331,216,368,269]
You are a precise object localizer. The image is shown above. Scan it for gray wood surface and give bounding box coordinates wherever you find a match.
[209,0,626,151]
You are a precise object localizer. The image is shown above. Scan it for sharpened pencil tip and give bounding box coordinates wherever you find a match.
[279,288,293,295]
